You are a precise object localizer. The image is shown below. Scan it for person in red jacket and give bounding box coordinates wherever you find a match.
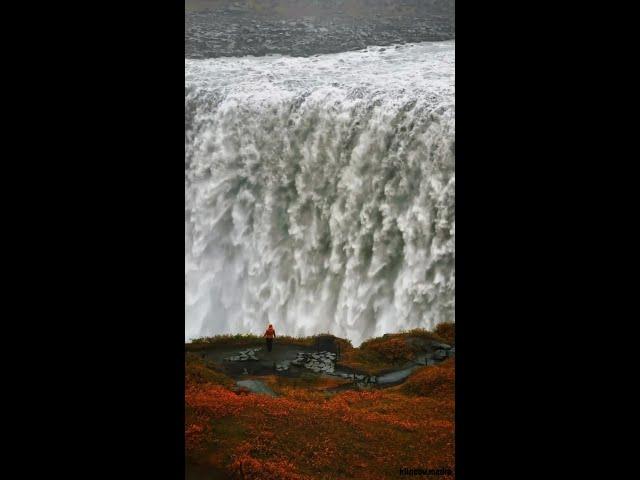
[264,324,276,352]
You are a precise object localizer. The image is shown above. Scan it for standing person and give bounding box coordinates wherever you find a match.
[264,324,276,352]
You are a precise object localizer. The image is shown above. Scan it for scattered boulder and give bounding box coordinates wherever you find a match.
[291,351,337,374]
[224,348,261,362]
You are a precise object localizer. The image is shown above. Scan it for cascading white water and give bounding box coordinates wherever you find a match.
[185,41,454,346]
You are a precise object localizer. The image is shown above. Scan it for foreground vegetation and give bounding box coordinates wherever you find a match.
[185,324,455,479]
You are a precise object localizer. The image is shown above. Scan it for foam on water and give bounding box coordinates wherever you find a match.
[185,41,455,346]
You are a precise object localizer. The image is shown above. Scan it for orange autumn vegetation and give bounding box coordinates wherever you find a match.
[338,324,455,375]
[259,373,352,395]
[402,359,455,397]
[186,357,455,479]
[433,323,455,346]
[186,352,235,387]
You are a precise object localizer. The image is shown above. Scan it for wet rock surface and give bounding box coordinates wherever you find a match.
[204,336,454,390]
[185,1,455,59]
[376,366,419,384]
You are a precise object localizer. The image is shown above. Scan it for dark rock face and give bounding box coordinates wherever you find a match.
[185,0,455,59]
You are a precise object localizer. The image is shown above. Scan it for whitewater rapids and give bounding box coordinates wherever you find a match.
[185,41,454,346]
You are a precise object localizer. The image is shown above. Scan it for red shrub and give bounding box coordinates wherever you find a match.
[403,359,455,397]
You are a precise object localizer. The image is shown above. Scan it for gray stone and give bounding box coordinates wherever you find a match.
[236,380,276,397]
[275,361,290,371]
[434,350,448,360]
[431,342,452,350]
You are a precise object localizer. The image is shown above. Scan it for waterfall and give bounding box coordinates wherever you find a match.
[185,41,455,346]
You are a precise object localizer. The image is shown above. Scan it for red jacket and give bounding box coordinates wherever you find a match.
[264,327,276,338]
